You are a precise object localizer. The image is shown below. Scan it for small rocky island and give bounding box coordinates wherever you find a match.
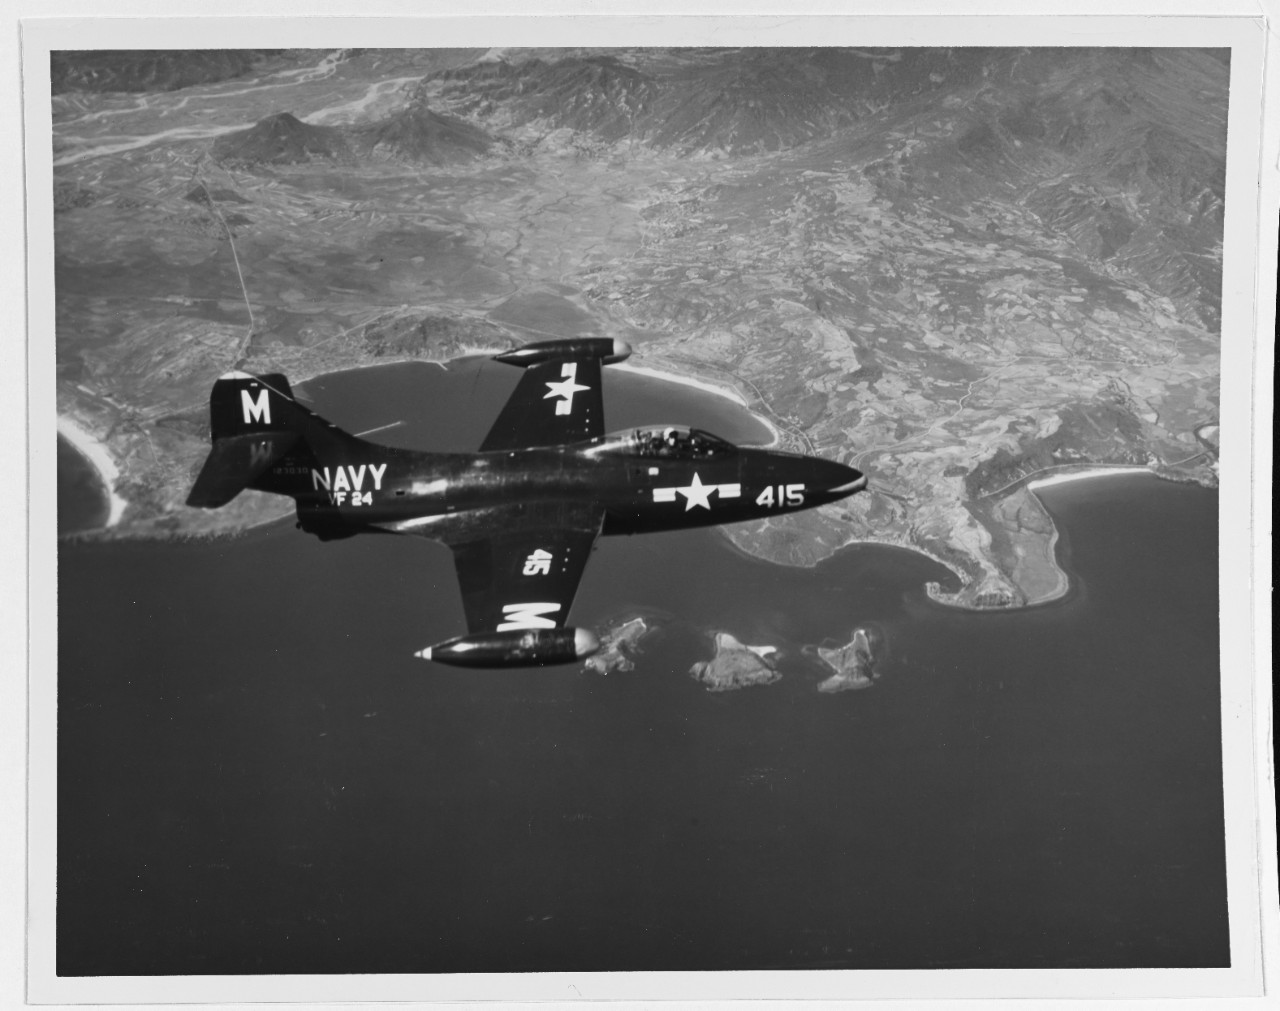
[816,627,878,693]
[690,633,781,692]
[584,616,651,675]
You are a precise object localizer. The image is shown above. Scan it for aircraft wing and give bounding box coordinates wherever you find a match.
[443,501,605,636]
[480,356,604,451]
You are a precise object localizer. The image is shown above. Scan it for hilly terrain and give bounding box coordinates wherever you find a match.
[50,49,278,94]
[51,47,1225,607]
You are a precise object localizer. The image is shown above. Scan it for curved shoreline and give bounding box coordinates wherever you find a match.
[614,362,748,406]
[730,467,1166,611]
[944,467,1158,610]
[57,416,127,527]
[613,361,781,447]
[1004,467,1155,608]
[802,529,969,586]
[1026,465,1153,492]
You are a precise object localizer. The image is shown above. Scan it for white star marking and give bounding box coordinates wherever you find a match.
[543,363,592,416]
[653,477,739,506]
[676,472,716,511]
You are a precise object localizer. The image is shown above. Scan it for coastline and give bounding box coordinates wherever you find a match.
[1026,465,1153,492]
[1017,510,1070,608]
[613,361,782,447]
[1007,467,1153,607]
[824,531,969,586]
[812,466,1159,611]
[64,355,1174,612]
[57,416,128,527]
[613,362,748,407]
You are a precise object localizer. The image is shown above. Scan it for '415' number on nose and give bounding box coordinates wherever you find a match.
[756,484,805,507]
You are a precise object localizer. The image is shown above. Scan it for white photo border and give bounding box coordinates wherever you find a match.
[14,8,1276,1008]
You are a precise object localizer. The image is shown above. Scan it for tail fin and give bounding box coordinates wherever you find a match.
[208,371,296,442]
[186,371,355,508]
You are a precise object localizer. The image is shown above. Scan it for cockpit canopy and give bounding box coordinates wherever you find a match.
[596,425,737,460]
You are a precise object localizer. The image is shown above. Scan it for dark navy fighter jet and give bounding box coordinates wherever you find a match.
[187,338,867,667]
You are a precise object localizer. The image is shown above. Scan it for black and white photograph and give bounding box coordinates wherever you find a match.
[16,9,1276,1007]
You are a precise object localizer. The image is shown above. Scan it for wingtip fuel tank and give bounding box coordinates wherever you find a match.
[493,337,631,367]
[417,628,600,668]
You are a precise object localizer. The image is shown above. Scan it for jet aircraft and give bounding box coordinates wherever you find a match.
[187,338,868,667]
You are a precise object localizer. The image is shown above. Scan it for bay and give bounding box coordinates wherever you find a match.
[57,434,109,534]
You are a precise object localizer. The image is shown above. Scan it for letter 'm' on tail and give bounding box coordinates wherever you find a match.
[187,372,301,508]
[209,370,295,440]
[188,370,364,509]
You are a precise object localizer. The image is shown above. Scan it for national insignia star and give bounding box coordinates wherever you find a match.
[676,472,715,511]
[544,365,591,414]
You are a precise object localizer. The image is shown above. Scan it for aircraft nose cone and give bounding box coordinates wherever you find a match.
[825,460,868,498]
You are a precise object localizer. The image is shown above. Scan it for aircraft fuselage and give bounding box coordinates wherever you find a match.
[262,433,865,541]
[187,343,870,665]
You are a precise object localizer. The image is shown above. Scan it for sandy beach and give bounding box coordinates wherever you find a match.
[614,361,782,446]
[614,361,748,405]
[1027,465,1152,491]
[57,416,128,527]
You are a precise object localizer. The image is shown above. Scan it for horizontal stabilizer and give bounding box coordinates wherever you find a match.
[186,431,299,508]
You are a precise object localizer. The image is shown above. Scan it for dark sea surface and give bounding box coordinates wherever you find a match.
[56,362,1227,974]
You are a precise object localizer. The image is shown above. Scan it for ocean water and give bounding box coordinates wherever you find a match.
[57,435,109,534]
[55,362,1227,973]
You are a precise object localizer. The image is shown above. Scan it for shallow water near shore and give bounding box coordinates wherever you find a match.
[58,435,109,534]
[55,362,1226,973]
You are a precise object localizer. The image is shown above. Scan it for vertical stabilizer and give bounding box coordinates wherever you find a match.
[188,372,359,508]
